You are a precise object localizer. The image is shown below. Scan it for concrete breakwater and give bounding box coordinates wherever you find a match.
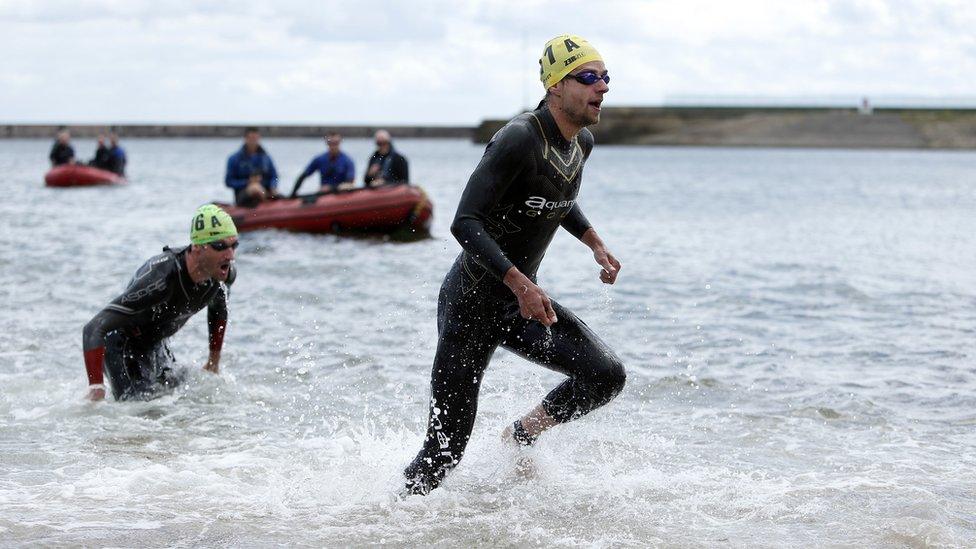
[0,124,472,139]
[5,107,976,148]
[474,107,976,149]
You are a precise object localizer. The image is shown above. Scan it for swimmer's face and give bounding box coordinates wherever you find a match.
[199,237,238,281]
[553,60,608,127]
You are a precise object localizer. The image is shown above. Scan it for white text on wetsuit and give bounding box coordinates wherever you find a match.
[525,196,575,211]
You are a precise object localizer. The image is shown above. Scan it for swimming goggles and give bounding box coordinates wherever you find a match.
[567,71,610,85]
[209,240,240,251]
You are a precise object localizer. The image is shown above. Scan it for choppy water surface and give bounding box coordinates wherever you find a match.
[1,138,974,547]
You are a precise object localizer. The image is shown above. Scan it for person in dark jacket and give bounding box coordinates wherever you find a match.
[225,127,280,206]
[106,132,127,176]
[364,130,409,187]
[49,130,75,166]
[89,135,111,169]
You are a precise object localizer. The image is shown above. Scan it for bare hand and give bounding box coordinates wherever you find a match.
[504,268,557,326]
[86,386,106,401]
[593,248,621,284]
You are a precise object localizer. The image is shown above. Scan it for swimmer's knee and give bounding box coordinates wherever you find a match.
[591,355,626,401]
[607,356,626,396]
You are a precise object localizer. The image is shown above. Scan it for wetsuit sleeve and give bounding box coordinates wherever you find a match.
[560,204,593,240]
[207,266,234,354]
[450,124,534,279]
[225,155,248,189]
[81,259,176,384]
[82,309,131,385]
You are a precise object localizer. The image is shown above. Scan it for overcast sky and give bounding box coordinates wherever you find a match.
[1,0,974,124]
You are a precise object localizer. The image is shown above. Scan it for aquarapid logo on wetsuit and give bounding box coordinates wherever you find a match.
[524,195,575,217]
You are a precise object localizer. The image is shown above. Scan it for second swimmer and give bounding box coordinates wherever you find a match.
[82,205,239,401]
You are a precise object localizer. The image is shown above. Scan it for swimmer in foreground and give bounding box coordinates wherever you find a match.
[82,205,238,401]
[403,34,624,494]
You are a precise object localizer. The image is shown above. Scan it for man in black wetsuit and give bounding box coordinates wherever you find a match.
[82,204,239,402]
[49,130,75,166]
[404,34,624,494]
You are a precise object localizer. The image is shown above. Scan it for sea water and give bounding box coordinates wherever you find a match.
[1,138,974,546]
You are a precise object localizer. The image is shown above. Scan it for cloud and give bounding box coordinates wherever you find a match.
[0,0,974,124]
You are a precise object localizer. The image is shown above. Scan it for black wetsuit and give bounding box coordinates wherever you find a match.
[49,142,74,166]
[82,246,235,400]
[403,105,626,494]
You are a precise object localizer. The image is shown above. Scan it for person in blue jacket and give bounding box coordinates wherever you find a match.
[225,127,280,207]
[106,132,127,176]
[290,132,356,197]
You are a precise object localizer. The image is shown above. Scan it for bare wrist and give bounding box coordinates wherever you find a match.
[581,228,602,249]
[503,266,528,291]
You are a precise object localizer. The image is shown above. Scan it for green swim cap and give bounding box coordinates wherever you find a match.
[190,204,238,245]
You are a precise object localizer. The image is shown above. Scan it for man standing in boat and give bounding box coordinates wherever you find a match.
[403,34,625,495]
[225,127,280,207]
[290,132,356,197]
[364,130,409,187]
[82,205,238,402]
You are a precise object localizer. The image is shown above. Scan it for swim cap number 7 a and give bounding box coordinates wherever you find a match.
[539,34,603,89]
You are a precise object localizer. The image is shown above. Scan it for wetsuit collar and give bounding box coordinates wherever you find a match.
[535,105,573,152]
[172,245,209,288]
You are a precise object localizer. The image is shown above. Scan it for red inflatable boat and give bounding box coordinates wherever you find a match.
[44,165,125,187]
[218,184,433,236]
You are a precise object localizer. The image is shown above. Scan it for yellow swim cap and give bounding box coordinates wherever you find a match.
[190,204,238,245]
[539,34,603,89]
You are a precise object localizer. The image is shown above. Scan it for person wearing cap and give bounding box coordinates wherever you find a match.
[49,129,75,166]
[364,129,409,187]
[403,34,623,495]
[81,205,239,402]
[290,132,356,197]
[225,127,280,207]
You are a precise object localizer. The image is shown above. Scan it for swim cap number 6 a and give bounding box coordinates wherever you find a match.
[190,204,238,245]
